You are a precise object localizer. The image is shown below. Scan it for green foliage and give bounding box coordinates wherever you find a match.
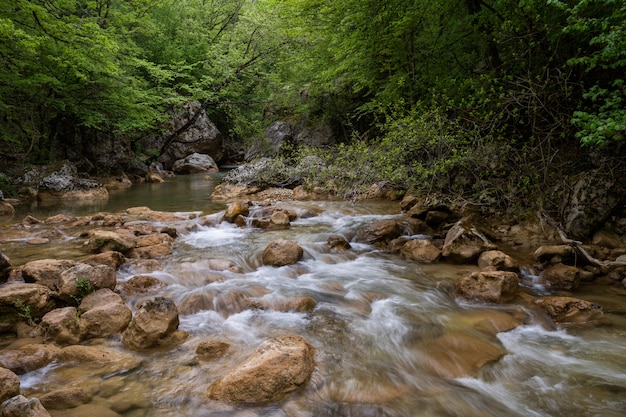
[14,299,38,326]
[72,277,93,305]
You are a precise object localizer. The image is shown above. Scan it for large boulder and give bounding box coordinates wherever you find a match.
[122,297,186,350]
[172,152,219,174]
[1,395,51,417]
[0,367,20,403]
[401,239,441,264]
[477,250,519,272]
[78,289,132,339]
[262,240,304,267]
[0,201,14,217]
[41,307,84,345]
[223,200,251,223]
[0,283,55,332]
[20,259,78,290]
[83,230,136,254]
[442,218,496,263]
[358,219,402,245]
[455,271,519,304]
[541,264,580,291]
[0,344,62,374]
[34,161,108,203]
[57,263,117,304]
[206,335,316,405]
[534,296,606,324]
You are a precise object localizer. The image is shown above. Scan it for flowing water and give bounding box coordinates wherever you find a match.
[2,174,626,417]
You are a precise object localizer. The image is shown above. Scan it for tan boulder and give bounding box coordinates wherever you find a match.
[455,271,519,303]
[223,201,251,223]
[58,263,117,304]
[208,258,244,273]
[449,309,524,337]
[0,367,20,403]
[83,230,136,254]
[145,171,164,183]
[262,239,304,267]
[533,245,575,262]
[477,250,519,272]
[400,194,419,211]
[0,395,51,417]
[37,187,108,203]
[120,275,168,296]
[128,243,172,259]
[0,344,62,374]
[83,251,126,269]
[78,289,132,339]
[401,239,441,263]
[442,218,496,263]
[326,234,352,251]
[251,296,317,313]
[39,386,94,410]
[0,283,55,332]
[122,297,186,350]
[534,296,605,324]
[21,259,78,289]
[541,264,580,290]
[0,201,15,217]
[196,339,232,361]
[206,335,316,405]
[41,307,84,345]
[358,219,402,245]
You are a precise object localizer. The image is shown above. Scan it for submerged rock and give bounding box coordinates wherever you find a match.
[534,296,606,324]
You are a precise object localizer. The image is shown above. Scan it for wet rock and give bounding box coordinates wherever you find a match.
[21,259,78,290]
[127,233,174,259]
[120,275,168,296]
[196,339,232,361]
[0,344,62,374]
[477,250,519,272]
[0,283,55,332]
[534,296,606,324]
[533,245,575,263]
[358,219,402,245]
[251,296,317,313]
[0,251,12,282]
[39,386,94,410]
[206,335,316,405]
[58,263,117,304]
[84,230,136,254]
[79,289,132,339]
[45,213,77,224]
[401,239,441,264]
[402,217,434,235]
[400,195,419,212]
[172,152,218,174]
[41,307,84,345]
[55,345,142,373]
[1,395,51,417]
[450,309,524,337]
[269,210,291,228]
[0,201,15,217]
[0,367,20,403]
[327,234,352,251]
[442,218,496,263]
[122,297,186,350]
[208,258,244,273]
[262,239,304,266]
[541,264,580,291]
[83,251,126,269]
[454,271,519,304]
[416,332,505,378]
[223,200,250,223]
[145,171,164,183]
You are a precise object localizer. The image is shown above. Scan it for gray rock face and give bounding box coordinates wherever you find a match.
[39,162,100,192]
[172,153,219,174]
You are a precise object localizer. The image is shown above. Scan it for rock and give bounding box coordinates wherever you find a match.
[55,345,142,372]
[251,296,317,313]
[0,367,20,403]
[533,245,575,263]
[542,264,580,291]
[534,296,605,324]
[83,251,126,269]
[21,259,78,290]
[0,251,12,282]
[145,171,165,183]
[35,161,108,203]
[58,263,117,304]
[0,344,62,374]
[0,201,15,217]
[39,387,93,410]
[122,297,186,350]
[127,233,174,259]
[401,239,441,263]
[196,339,232,361]
[454,271,519,303]
[358,219,402,245]
[223,201,250,223]
[264,120,293,155]
[120,275,168,296]
[592,229,622,249]
[208,259,244,273]
[84,230,136,254]
[78,289,132,339]
[400,195,419,212]
[477,250,519,272]
[41,307,84,345]
[0,283,55,332]
[442,218,496,263]
[270,210,291,227]
[206,335,316,405]
[172,152,219,174]
[1,395,51,417]
[451,309,524,337]
[262,239,304,266]
[416,332,505,378]
[327,234,352,251]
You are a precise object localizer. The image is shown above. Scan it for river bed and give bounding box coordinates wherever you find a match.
[1,174,626,417]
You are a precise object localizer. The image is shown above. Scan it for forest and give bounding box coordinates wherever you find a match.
[0,0,624,214]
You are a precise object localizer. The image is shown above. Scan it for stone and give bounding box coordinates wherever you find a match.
[84,230,136,254]
[0,201,15,217]
[58,263,117,304]
[196,339,232,361]
[39,387,94,410]
[120,275,168,296]
[78,289,132,339]
[442,218,496,263]
[358,219,402,245]
[262,239,304,266]
[122,297,185,350]
[208,258,244,273]
[223,201,250,223]
[327,234,352,251]
[145,171,164,183]
[542,264,580,291]
[0,283,55,332]
[270,210,291,227]
[534,296,605,324]
[0,344,62,374]
[399,195,419,211]
[1,395,52,417]
[206,335,316,405]
[128,243,172,259]
[41,307,85,345]
[450,309,524,337]
[454,271,519,303]
[21,259,78,290]
[172,152,219,174]
[401,239,442,264]
[533,245,575,262]
[0,251,12,282]
[0,367,20,403]
[83,251,126,269]
[477,250,519,272]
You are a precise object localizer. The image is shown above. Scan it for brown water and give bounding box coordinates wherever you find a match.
[2,174,626,417]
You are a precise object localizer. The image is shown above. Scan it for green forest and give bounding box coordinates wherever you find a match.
[0,0,624,212]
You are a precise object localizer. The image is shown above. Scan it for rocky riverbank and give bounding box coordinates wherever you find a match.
[1,193,625,416]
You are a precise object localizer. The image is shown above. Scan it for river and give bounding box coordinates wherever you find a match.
[2,173,626,416]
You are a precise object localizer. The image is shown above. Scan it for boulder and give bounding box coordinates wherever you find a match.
[41,307,84,345]
[21,259,78,290]
[262,240,304,267]
[206,335,316,405]
[127,233,175,259]
[0,344,62,374]
[122,297,186,350]
[401,239,441,264]
[533,245,575,263]
[1,395,51,417]
[477,250,519,272]
[541,264,580,291]
[196,339,232,361]
[358,219,402,245]
[442,218,496,263]
[534,296,605,324]
[83,230,136,254]
[208,259,244,273]
[39,387,93,410]
[120,275,168,296]
[172,153,219,174]
[35,161,108,203]
[83,251,126,269]
[0,283,55,332]
[223,201,250,223]
[0,367,20,403]
[0,251,13,282]
[327,234,352,251]
[78,289,132,339]
[0,201,14,217]
[455,271,519,303]
[399,195,419,212]
[264,120,293,155]
[145,171,165,183]
[58,263,117,304]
